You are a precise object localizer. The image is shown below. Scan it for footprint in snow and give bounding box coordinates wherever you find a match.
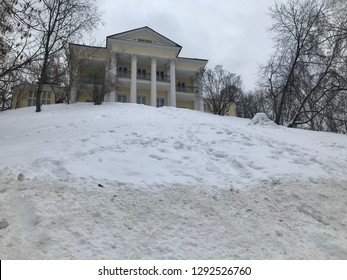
[149,154,165,161]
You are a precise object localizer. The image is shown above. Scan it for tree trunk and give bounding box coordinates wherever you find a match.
[36,52,49,112]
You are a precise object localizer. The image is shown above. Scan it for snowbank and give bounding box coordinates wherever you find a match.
[0,103,346,259]
[0,103,346,189]
[248,113,277,127]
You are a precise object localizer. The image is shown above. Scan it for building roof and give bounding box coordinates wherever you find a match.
[70,26,208,65]
[106,26,182,49]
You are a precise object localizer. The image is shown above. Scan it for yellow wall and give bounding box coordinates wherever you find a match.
[177,100,194,110]
[137,89,150,105]
[227,103,236,116]
[137,63,151,73]
[117,87,130,94]
[12,84,63,109]
[156,66,167,73]
[110,43,178,59]
[157,91,167,98]
[204,101,237,117]
[76,91,91,102]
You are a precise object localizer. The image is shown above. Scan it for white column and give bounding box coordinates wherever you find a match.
[199,98,204,111]
[151,57,157,107]
[194,99,199,110]
[198,78,204,111]
[130,54,137,103]
[194,98,204,111]
[70,87,77,103]
[70,66,79,103]
[194,79,204,111]
[108,93,116,103]
[169,59,176,107]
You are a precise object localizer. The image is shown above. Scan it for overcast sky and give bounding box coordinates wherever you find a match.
[94,0,279,91]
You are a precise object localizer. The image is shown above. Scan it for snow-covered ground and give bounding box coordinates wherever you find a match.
[0,103,346,259]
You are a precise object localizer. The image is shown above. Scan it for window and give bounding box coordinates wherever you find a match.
[137,69,146,79]
[28,99,35,106]
[27,90,51,106]
[117,94,128,103]
[27,90,36,106]
[204,103,211,112]
[42,91,51,104]
[156,71,165,81]
[118,66,128,78]
[137,95,146,105]
[136,38,153,43]
[157,97,165,107]
[89,73,97,82]
[178,82,186,92]
[28,90,35,98]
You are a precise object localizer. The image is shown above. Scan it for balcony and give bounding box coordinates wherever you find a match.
[118,71,131,79]
[176,85,197,94]
[176,84,197,102]
[118,71,170,82]
[80,76,105,85]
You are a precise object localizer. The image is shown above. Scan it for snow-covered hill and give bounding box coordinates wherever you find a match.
[0,103,346,259]
[1,103,346,188]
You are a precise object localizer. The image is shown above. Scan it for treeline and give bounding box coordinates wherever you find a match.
[0,0,101,112]
[201,0,347,134]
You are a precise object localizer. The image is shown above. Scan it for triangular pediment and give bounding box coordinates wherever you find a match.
[107,26,181,48]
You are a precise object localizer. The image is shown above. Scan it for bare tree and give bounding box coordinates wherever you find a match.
[198,65,243,116]
[84,54,118,105]
[236,90,270,119]
[84,74,105,105]
[0,0,43,107]
[260,0,347,133]
[67,47,120,105]
[12,88,28,109]
[0,0,42,79]
[0,72,16,110]
[67,43,109,104]
[66,45,88,104]
[0,85,11,111]
[34,0,102,112]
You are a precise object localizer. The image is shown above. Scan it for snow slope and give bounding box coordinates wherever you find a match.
[0,103,346,259]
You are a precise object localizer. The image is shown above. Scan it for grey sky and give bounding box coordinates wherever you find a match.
[94,0,278,90]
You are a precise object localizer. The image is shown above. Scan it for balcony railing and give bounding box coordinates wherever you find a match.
[118,71,131,79]
[156,74,170,82]
[176,85,197,94]
[118,71,170,82]
[81,74,196,93]
[80,76,105,85]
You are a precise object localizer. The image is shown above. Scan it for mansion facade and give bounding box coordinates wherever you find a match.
[70,26,208,110]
